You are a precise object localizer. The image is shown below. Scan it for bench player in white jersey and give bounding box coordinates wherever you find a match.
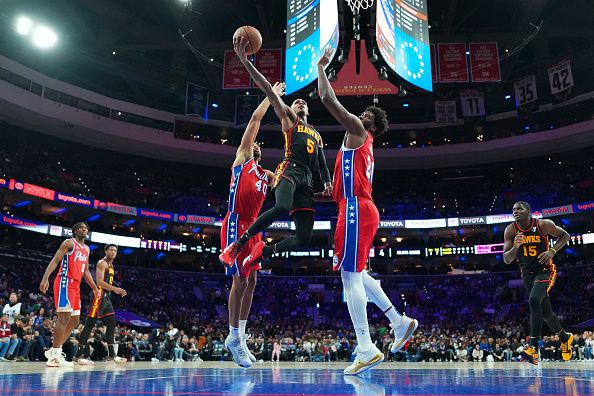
[221,83,282,367]
[39,222,99,367]
[317,48,418,375]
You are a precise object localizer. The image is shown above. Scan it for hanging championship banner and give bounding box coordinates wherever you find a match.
[437,43,469,83]
[234,95,261,128]
[255,49,283,84]
[548,59,574,95]
[223,50,252,89]
[185,82,209,118]
[430,44,439,83]
[514,75,538,107]
[435,100,457,123]
[469,42,501,82]
[460,90,485,117]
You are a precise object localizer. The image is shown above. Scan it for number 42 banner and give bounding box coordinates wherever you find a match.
[548,59,574,95]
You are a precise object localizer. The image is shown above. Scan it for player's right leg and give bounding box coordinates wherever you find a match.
[238,269,258,362]
[521,274,542,365]
[220,179,295,266]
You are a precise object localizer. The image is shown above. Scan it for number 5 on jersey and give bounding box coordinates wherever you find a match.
[306,138,315,154]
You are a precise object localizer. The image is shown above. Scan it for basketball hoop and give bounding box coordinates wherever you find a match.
[345,0,374,14]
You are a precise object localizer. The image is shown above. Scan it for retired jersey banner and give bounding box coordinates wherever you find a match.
[223,50,252,89]
[437,43,469,83]
[234,95,261,128]
[434,100,457,123]
[460,90,485,117]
[255,49,283,84]
[548,59,574,95]
[185,82,209,118]
[469,42,501,82]
[514,75,538,107]
[430,44,438,83]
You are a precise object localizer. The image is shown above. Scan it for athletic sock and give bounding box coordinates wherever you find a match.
[341,270,373,351]
[361,270,403,325]
[239,320,247,338]
[229,326,240,339]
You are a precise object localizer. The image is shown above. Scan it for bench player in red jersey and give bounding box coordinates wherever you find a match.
[317,48,418,375]
[39,222,99,367]
[221,84,282,368]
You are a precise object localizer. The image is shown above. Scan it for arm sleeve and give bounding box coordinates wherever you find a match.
[317,146,331,184]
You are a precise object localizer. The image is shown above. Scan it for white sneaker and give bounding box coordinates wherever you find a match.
[45,348,60,367]
[114,356,127,363]
[151,357,159,362]
[76,358,95,366]
[343,345,384,375]
[242,334,257,363]
[57,352,74,367]
[225,335,252,368]
[390,316,418,353]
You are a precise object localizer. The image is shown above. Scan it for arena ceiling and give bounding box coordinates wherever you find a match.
[0,0,593,125]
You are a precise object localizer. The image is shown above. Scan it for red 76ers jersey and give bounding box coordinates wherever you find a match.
[57,238,89,283]
[227,158,269,218]
[332,133,375,202]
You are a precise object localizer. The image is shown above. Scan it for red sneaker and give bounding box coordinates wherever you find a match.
[241,241,265,275]
[219,242,243,267]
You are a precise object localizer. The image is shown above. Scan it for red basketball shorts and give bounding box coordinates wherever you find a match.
[53,276,81,315]
[333,197,380,273]
[220,211,262,276]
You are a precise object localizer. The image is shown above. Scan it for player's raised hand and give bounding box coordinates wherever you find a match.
[272,82,285,97]
[513,232,524,248]
[39,278,49,293]
[317,47,333,68]
[234,36,249,61]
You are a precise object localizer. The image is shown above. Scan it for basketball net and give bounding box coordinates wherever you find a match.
[345,0,374,14]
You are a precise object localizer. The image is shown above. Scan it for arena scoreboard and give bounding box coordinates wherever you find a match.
[285,0,339,94]
[376,0,432,92]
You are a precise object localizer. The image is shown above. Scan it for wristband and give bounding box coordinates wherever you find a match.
[550,247,557,254]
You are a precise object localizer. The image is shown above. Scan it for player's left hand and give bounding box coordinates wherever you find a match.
[538,249,556,264]
[92,287,100,299]
[233,36,249,61]
[272,82,285,97]
[317,47,333,68]
[322,182,333,196]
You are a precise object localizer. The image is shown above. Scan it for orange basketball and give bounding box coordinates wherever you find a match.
[233,26,262,55]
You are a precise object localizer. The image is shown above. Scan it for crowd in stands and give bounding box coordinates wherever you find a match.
[2,125,594,224]
[1,255,593,364]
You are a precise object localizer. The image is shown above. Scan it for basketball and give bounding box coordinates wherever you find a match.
[233,26,262,55]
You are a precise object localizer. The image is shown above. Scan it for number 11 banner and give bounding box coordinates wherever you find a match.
[460,90,485,117]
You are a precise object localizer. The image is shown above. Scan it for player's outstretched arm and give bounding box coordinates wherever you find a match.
[317,48,366,139]
[236,82,285,164]
[317,138,332,196]
[39,239,74,293]
[234,37,294,126]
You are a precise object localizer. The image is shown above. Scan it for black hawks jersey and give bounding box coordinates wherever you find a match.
[513,218,552,274]
[282,117,323,171]
[103,263,115,293]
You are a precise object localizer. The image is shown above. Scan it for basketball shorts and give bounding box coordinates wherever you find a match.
[221,211,262,276]
[53,276,81,315]
[522,264,557,295]
[88,290,115,319]
[333,196,380,273]
[273,160,315,215]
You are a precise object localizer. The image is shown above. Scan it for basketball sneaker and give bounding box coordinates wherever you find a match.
[390,316,418,353]
[242,334,257,363]
[242,241,265,274]
[56,351,74,367]
[107,356,128,363]
[76,358,95,366]
[343,345,384,375]
[520,347,540,365]
[225,335,252,368]
[219,242,243,267]
[561,333,574,361]
[45,348,61,367]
